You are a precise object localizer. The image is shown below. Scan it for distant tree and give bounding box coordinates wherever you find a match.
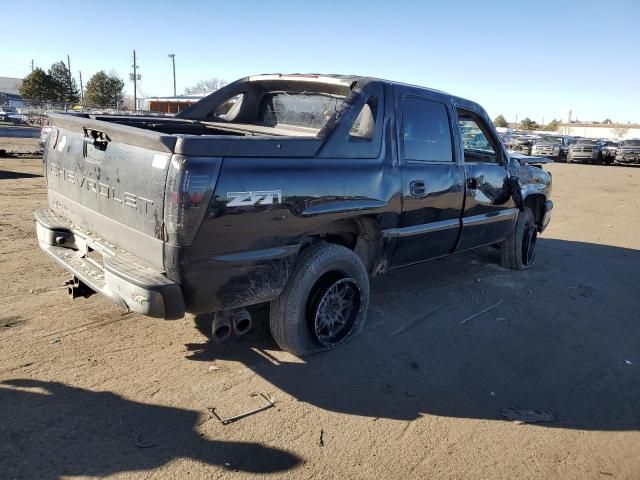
[493,114,508,128]
[519,117,539,131]
[48,61,79,105]
[612,125,629,139]
[602,118,613,124]
[544,119,560,131]
[19,68,55,105]
[184,78,227,95]
[85,71,125,108]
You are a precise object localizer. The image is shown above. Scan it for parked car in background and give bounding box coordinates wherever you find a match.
[0,106,17,121]
[531,135,567,161]
[506,134,535,155]
[567,138,608,164]
[0,107,29,125]
[614,139,640,165]
[601,139,619,162]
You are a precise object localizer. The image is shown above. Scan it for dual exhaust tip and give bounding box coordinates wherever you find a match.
[64,276,251,342]
[212,309,252,342]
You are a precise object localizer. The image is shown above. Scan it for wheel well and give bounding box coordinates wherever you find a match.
[524,194,546,228]
[304,219,359,249]
[301,217,381,272]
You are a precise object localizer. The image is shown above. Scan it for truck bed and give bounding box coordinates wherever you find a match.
[48,113,323,157]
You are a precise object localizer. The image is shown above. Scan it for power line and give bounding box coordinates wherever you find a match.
[0,60,32,66]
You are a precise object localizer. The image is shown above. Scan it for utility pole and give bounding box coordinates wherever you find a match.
[31,59,34,72]
[131,50,139,111]
[168,54,176,96]
[79,71,84,106]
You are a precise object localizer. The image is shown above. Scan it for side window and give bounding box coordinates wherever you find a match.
[212,93,244,120]
[457,111,498,163]
[401,97,453,162]
[349,100,376,140]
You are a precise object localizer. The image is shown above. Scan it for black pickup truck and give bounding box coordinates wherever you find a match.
[35,74,553,355]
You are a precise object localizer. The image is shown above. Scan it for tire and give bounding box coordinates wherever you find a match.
[270,243,370,356]
[500,207,538,270]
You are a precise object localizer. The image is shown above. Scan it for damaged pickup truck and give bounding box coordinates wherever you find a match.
[35,74,553,355]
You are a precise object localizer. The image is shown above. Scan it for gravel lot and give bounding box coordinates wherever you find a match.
[1,157,639,479]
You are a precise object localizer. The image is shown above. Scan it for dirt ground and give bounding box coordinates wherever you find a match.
[1,156,639,480]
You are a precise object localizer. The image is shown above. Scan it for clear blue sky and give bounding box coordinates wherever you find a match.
[3,0,639,123]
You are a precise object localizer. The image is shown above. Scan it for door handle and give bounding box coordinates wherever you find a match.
[409,180,427,197]
[467,177,479,190]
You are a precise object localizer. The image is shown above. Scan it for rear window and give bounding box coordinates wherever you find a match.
[402,97,453,162]
[624,140,640,146]
[259,92,344,130]
[576,140,598,145]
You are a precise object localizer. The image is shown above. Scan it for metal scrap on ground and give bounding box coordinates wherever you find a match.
[460,299,506,324]
[207,393,276,425]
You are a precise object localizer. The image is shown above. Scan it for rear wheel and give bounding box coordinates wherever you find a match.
[270,243,369,356]
[500,208,538,270]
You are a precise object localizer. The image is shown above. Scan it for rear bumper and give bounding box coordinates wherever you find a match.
[532,150,561,159]
[569,152,599,161]
[34,208,185,319]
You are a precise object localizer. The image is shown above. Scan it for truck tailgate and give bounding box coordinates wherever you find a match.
[44,115,176,268]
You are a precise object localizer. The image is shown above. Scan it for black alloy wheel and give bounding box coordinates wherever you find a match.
[307,274,361,347]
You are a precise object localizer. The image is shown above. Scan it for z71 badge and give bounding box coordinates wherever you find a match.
[226,190,282,207]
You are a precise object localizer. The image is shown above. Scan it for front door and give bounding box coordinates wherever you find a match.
[455,108,518,251]
[390,90,465,266]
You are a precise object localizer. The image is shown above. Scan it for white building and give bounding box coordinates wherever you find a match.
[558,123,640,140]
[140,94,208,114]
[0,77,25,108]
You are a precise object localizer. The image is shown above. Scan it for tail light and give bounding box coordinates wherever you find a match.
[164,155,221,246]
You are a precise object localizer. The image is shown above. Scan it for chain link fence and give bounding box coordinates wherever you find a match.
[0,101,179,156]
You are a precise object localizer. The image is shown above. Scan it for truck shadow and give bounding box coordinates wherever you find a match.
[0,379,301,479]
[0,169,42,179]
[187,238,640,431]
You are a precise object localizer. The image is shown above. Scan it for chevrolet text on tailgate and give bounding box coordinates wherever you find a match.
[36,74,553,356]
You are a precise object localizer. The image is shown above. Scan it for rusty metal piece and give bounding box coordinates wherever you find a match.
[207,393,275,425]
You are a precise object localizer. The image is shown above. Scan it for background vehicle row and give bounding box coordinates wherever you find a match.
[501,131,639,165]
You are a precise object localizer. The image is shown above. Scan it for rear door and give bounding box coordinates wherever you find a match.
[390,88,465,266]
[455,108,517,251]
